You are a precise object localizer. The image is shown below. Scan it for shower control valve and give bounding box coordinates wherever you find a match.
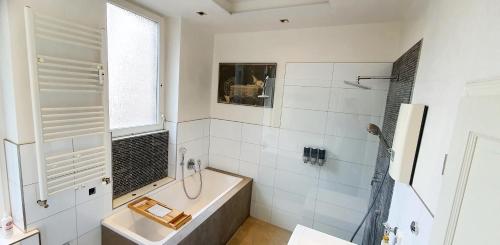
[187,159,196,170]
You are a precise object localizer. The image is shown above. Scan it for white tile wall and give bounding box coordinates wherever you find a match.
[208,62,393,240]
[176,119,211,179]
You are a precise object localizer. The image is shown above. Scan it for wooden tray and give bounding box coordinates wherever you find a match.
[128,197,191,230]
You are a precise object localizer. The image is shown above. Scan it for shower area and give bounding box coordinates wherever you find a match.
[207,61,392,244]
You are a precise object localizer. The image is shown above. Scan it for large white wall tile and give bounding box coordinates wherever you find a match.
[319,159,374,188]
[283,86,330,111]
[5,141,21,187]
[238,161,258,179]
[240,142,261,164]
[8,180,25,229]
[280,108,327,134]
[210,119,242,140]
[274,170,317,197]
[209,154,239,173]
[19,144,38,186]
[255,165,276,187]
[261,126,279,147]
[271,208,314,231]
[28,207,77,245]
[326,112,382,141]
[278,129,324,152]
[329,88,388,116]
[76,193,112,236]
[314,200,364,232]
[276,149,320,178]
[75,178,112,205]
[252,183,274,207]
[251,202,272,223]
[324,135,379,166]
[209,137,241,159]
[177,119,209,143]
[260,146,278,168]
[272,189,315,217]
[24,184,76,224]
[78,227,101,245]
[316,180,371,213]
[241,124,263,145]
[284,63,333,87]
[332,63,393,90]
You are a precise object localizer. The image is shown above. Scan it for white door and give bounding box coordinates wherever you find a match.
[431,80,500,245]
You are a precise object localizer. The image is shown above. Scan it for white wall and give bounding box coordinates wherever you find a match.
[388,0,500,244]
[210,22,402,127]
[0,0,12,218]
[178,20,214,122]
[164,18,214,123]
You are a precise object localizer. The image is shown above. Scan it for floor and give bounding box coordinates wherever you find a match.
[227,217,292,245]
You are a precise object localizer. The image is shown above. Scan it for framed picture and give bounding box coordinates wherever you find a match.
[217,63,277,108]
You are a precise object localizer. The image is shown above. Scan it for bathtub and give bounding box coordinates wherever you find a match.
[102,168,250,245]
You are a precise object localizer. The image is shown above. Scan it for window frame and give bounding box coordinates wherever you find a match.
[106,0,166,138]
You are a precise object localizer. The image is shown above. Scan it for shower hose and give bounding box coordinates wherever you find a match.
[180,148,203,200]
[350,163,390,242]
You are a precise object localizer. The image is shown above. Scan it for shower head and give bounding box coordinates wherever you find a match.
[367,123,391,153]
[344,80,371,90]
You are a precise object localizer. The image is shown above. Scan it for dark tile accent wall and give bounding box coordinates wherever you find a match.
[111,131,169,198]
[362,40,423,245]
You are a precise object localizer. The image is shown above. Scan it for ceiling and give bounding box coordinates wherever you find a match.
[131,0,428,33]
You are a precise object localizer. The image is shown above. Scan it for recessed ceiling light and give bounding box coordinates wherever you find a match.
[196,11,207,16]
[280,19,290,23]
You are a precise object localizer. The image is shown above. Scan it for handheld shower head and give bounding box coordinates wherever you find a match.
[367,123,391,153]
[367,123,381,136]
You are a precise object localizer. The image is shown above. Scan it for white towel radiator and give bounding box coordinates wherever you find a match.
[24,6,111,207]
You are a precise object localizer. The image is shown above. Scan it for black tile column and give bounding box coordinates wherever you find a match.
[362,40,422,245]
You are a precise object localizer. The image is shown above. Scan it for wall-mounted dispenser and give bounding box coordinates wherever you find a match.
[303,147,326,165]
[389,104,428,185]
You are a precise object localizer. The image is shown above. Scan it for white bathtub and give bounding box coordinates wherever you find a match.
[102,169,243,245]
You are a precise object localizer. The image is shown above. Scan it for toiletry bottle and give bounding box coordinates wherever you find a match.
[380,230,390,245]
[1,215,13,236]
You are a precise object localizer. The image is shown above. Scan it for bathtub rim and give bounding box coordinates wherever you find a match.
[101,168,252,245]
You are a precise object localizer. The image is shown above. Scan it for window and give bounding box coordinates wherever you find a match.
[106,1,164,137]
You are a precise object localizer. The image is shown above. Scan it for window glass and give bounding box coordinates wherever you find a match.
[107,3,160,130]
